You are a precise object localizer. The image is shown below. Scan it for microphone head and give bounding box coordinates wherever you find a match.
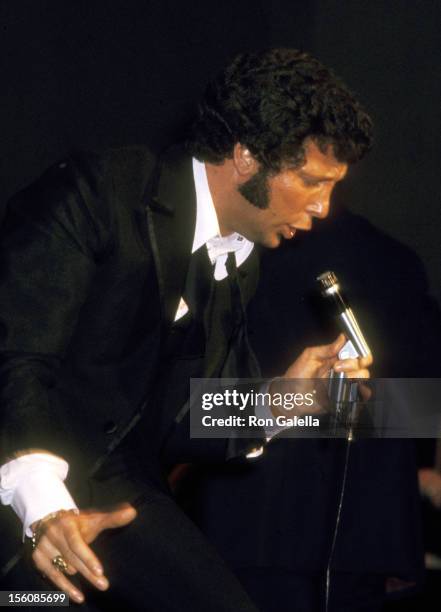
[316,270,371,358]
[317,270,340,296]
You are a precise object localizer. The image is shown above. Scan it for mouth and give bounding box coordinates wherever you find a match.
[281,225,297,240]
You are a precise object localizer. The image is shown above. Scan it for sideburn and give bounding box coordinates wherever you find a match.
[237,166,271,210]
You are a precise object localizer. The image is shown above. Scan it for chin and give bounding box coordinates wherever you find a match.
[259,233,282,249]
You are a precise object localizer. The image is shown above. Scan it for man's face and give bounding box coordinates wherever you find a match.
[234,140,348,248]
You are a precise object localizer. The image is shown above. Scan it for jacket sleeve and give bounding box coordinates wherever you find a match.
[0,155,111,462]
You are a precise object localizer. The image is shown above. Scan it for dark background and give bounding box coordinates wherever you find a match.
[1,0,440,305]
[1,2,440,607]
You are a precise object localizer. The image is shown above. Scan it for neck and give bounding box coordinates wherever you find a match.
[205,160,240,236]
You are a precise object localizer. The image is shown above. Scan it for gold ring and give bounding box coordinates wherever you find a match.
[52,555,68,573]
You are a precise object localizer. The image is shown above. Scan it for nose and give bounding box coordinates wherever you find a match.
[317,196,330,219]
[307,197,330,219]
[308,185,333,219]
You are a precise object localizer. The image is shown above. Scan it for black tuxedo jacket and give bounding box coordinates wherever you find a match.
[0,145,222,482]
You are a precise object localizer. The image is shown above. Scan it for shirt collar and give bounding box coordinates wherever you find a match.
[192,157,220,253]
[191,157,254,280]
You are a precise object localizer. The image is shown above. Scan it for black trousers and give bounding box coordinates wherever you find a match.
[80,490,259,611]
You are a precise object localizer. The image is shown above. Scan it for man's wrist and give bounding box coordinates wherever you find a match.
[31,509,78,549]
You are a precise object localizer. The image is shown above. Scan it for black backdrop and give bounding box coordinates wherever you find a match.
[1,0,440,304]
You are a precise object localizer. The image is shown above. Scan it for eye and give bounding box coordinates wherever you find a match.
[302,177,322,187]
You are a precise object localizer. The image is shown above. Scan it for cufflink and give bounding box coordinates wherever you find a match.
[246,446,265,459]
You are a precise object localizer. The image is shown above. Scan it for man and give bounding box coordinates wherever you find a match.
[0,49,372,609]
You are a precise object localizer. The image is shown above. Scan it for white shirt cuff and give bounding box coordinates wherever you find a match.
[0,453,78,540]
[245,380,284,460]
[254,379,287,441]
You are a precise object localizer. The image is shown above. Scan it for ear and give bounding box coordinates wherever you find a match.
[232,143,259,177]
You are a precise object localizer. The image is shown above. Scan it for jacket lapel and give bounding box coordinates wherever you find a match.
[144,146,196,328]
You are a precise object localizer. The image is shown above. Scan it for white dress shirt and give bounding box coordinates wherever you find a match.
[0,158,254,539]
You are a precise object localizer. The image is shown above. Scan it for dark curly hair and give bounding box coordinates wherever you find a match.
[187,48,373,171]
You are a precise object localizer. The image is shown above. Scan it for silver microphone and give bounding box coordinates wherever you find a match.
[317,270,372,439]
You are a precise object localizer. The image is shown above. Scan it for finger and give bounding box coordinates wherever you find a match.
[321,356,340,375]
[317,361,335,378]
[357,384,372,402]
[358,369,370,379]
[93,503,137,533]
[359,353,373,368]
[333,358,360,372]
[44,516,108,589]
[61,521,109,589]
[57,535,109,591]
[32,548,85,605]
[346,369,370,379]
[37,535,77,576]
[307,334,346,360]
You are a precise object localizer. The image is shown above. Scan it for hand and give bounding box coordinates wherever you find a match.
[31,503,137,604]
[284,333,372,380]
[270,334,373,417]
[419,468,441,509]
